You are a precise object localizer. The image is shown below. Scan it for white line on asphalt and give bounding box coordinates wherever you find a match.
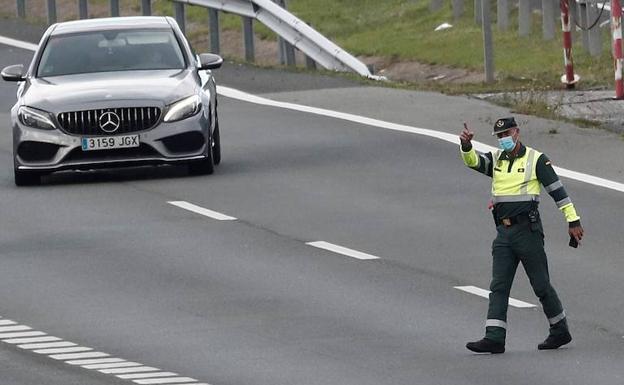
[18,341,76,349]
[0,35,38,51]
[454,285,537,308]
[49,351,109,360]
[117,372,178,379]
[66,357,126,365]
[4,336,61,344]
[82,361,143,370]
[1,34,622,194]
[307,241,380,260]
[100,366,160,374]
[216,86,624,194]
[132,378,198,385]
[0,319,17,326]
[0,325,31,332]
[35,346,92,354]
[168,201,237,221]
[0,331,46,339]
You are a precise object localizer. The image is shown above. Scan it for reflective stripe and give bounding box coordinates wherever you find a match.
[556,197,572,208]
[485,319,507,329]
[492,195,540,203]
[544,180,564,193]
[548,310,566,325]
[520,149,536,194]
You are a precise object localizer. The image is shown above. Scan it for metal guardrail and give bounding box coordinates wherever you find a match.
[14,0,379,80]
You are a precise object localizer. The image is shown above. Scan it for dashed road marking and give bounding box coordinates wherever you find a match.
[0,317,209,384]
[168,201,237,221]
[307,241,380,260]
[454,285,537,308]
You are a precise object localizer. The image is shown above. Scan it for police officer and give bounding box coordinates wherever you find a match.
[459,117,584,354]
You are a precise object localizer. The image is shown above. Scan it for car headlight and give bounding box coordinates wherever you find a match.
[18,106,56,130]
[163,95,202,122]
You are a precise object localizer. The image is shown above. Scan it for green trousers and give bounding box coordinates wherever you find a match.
[485,219,569,343]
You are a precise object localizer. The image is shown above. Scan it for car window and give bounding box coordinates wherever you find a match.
[37,29,186,77]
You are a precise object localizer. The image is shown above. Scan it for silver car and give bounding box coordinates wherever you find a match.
[1,16,223,186]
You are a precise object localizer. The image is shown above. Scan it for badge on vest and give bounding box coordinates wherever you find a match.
[518,168,525,172]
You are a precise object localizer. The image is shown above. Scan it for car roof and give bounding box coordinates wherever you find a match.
[51,16,172,36]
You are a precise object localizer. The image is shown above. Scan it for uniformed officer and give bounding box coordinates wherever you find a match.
[459,117,584,354]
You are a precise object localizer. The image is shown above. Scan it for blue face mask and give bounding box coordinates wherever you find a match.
[498,136,516,152]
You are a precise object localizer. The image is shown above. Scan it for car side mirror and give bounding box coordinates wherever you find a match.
[198,54,223,70]
[1,64,26,82]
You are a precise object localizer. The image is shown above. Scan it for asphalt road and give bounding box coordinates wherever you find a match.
[0,25,623,385]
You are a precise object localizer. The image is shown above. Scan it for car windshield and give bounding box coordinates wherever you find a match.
[37,29,186,77]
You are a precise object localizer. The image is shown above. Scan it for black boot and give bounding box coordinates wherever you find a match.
[466,338,505,354]
[538,331,572,350]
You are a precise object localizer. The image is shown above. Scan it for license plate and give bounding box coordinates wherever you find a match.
[81,135,139,151]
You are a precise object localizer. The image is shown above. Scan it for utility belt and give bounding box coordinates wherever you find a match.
[492,209,540,231]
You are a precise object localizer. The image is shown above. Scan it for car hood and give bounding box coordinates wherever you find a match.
[22,69,199,113]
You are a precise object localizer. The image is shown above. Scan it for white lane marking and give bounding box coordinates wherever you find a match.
[216,86,624,194]
[306,241,380,260]
[168,201,237,221]
[50,351,109,360]
[0,34,622,194]
[83,361,143,370]
[66,357,125,365]
[4,336,61,344]
[0,325,31,332]
[0,319,17,326]
[0,35,38,51]
[133,378,198,385]
[19,341,76,349]
[0,331,46,339]
[117,372,178,379]
[454,285,537,308]
[100,366,160,374]
[35,346,92,354]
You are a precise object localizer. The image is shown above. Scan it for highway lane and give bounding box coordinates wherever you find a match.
[1,39,623,385]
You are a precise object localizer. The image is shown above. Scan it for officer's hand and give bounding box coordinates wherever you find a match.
[568,224,584,245]
[460,123,474,149]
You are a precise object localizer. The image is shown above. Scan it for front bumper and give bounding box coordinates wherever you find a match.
[13,111,210,172]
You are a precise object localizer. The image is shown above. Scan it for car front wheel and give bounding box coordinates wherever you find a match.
[188,138,214,176]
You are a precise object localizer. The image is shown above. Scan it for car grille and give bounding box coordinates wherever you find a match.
[57,107,161,136]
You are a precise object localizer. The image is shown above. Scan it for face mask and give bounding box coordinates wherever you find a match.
[498,136,516,152]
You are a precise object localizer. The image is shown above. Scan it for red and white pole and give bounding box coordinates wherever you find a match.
[560,0,579,88]
[611,0,624,99]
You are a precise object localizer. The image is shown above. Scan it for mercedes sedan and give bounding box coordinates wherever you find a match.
[1,16,223,185]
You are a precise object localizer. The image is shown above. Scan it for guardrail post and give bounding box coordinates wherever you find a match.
[16,0,25,18]
[542,0,556,40]
[209,9,220,54]
[587,2,602,56]
[452,0,464,20]
[482,0,495,82]
[498,0,509,30]
[242,16,255,62]
[78,0,88,19]
[110,0,119,17]
[560,0,579,88]
[142,0,151,16]
[274,0,296,66]
[578,0,589,51]
[47,0,56,24]
[475,0,483,25]
[174,2,185,34]
[519,0,531,36]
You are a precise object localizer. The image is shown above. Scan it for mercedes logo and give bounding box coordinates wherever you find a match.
[99,111,120,133]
